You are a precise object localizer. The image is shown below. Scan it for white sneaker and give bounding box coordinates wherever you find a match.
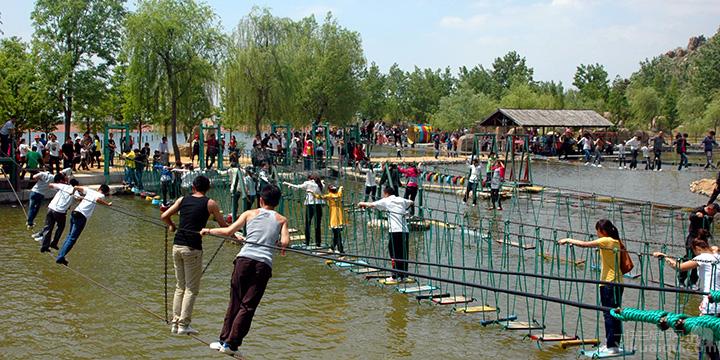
[383,276,397,283]
[209,341,223,350]
[618,166,623,170]
[177,325,199,335]
[598,345,621,354]
[34,236,43,242]
[27,225,33,230]
[219,343,237,355]
[658,169,662,172]
[597,164,603,168]
[584,162,590,166]
[170,324,178,334]
[591,164,597,167]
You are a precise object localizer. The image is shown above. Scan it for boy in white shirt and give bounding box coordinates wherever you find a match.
[364,164,378,201]
[38,178,77,252]
[358,187,414,281]
[55,184,112,265]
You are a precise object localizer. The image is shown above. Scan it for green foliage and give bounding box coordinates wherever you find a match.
[31,0,126,139]
[499,84,557,110]
[431,86,496,131]
[125,0,224,161]
[705,94,720,132]
[358,62,386,120]
[573,63,609,105]
[691,33,720,99]
[627,86,661,130]
[405,66,455,122]
[490,51,534,97]
[383,63,410,122]
[607,77,631,126]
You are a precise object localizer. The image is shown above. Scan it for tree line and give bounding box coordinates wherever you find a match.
[0,0,719,161]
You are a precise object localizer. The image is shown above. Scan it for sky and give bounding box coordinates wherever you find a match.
[1,0,719,88]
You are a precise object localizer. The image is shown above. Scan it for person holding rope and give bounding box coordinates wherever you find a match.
[463,158,482,207]
[653,229,720,360]
[37,177,77,252]
[204,185,289,355]
[161,175,228,336]
[680,203,720,288]
[284,174,325,248]
[27,170,68,230]
[358,186,414,282]
[55,184,112,266]
[558,219,626,355]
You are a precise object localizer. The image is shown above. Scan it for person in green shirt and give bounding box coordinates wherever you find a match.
[21,146,43,179]
[484,152,496,189]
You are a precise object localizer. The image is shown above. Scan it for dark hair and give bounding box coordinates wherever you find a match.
[383,186,396,196]
[310,173,323,192]
[53,173,66,183]
[595,219,620,241]
[99,183,109,194]
[691,230,711,250]
[260,185,281,206]
[697,229,711,242]
[69,179,80,186]
[192,175,210,193]
[31,146,37,151]
[711,131,716,136]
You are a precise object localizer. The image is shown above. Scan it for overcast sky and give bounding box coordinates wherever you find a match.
[2,0,719,87]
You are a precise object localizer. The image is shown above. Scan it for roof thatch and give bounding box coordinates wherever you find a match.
[478,109,613,128]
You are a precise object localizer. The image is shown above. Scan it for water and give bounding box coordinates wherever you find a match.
[1,161,714,359]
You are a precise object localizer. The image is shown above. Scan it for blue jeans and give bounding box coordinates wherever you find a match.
[583,149,591,162]
[600,285,623,348]
[57,211,88,262]
[27,191,45,226]
[679,153,688,170]
[124,167,135,185]
[135,169,144,189]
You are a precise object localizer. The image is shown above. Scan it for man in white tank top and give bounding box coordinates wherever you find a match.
[202,185,290,355]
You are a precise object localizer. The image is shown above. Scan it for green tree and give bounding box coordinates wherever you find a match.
[432,86,496,130]
[678,88,706,131]
[499,84,555,109]
[125,0,224,162]
[704,94,720,133]
[31,0,126,140]
[691,30,720,99]
[383,63,409,122]
[358,62,386,120]
[458,65,494,96]
[405,66,455,122]
[490,51,534,98]
[628,86,661,129]
[607,77,631,126]
[573,63,609,107]
[224,8,292,135]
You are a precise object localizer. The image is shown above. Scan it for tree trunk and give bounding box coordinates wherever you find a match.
[165,61,181,164]
[255,114,261,137]
[64,96,73,141]
[138,119,143,148]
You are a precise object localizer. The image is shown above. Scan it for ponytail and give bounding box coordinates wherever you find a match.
[595,219,621,242]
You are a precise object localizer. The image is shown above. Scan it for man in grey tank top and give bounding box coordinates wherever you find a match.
[202,185,290,355]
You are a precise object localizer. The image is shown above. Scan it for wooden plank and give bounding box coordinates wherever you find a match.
[529,334,577,342]
[397,285,438,294]
[503,321,545,330]
[351,267,380,274]
[495,239,535,250]
[432,295,473,305]
[416,293,451,301]
[288,228,298,233]
[540,253,586,266]
[364,273,393,279]
[378,277,416,285]
[336,260,368,268]
[454,305,497,314]
[560,339,600,349]
[579,348,635,358]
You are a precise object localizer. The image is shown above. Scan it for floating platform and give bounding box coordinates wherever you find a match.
[431,295,473,305]
[454,305,497,314]
[529,333,577,342]
[289,235,306,242]
[495,239,536,250]
[480,315,518,326]
[397,285,438,294]
[378,277,416,285]
[560,338,600,349]
[579,348,635,358]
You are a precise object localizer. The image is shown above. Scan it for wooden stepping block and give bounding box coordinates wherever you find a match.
[288,228,298,233]
[289,235,305,242]
[397,285,438,294]
[529,334,577,342]
[579,348,635,358]
[378,277,416,285]
[336,260,368,268]
[432,295,473,305]
[364,273,393,279]
[495,239,535,250]
[351,267,380,274]
[454,305,496,314]
[503,321,545,330]
[560,338,600,349]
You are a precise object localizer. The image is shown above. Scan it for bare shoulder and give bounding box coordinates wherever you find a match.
[275,212,288,224]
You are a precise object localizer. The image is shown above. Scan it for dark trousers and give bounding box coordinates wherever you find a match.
[388,232,409,279]
[244,195,255,212]
[331,228,344,253]
[161,180,170,205]
[135,169,144,189]
[464,181,478,205]
[654,150,662,170]
[63,157,73,170]
[40,209,66,251]
[679,153,688,170]
[364,185,377,201]
[27,191,45,227]
[0,133,9,156]
[490,188,501,208]
[206,153,216,169]
[404,186,418,215]
[600,285,623,348]
[679,246,700,287]
[630,150,638,169]
[219,257,272,351]
[49,155,60,174]
[305,204,323,246]
[709,186,720,205]
[56,211,87,261]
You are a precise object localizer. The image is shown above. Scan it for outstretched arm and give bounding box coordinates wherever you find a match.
[208,199,228,227]
[652,252,698,271]
[557,238,604,248]
[201,210,252,237]
[161,197,183,232]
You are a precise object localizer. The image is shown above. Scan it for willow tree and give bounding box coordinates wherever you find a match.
[224,8,291,135]
[125,0,223,162]
[31,0,125,140]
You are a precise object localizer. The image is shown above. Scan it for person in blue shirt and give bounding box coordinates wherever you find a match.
[702,131,718,170]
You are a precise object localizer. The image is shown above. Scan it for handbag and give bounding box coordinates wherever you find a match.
[619,241,634,274]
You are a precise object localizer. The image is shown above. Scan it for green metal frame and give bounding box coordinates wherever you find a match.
[104,124,130,184]
[502,134,532,184]
[271,123,293,166]
[199,123,223,170]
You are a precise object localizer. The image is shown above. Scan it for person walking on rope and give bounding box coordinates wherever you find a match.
[160,175,227,336]
[484,152,497,189]
[38,178,78,252]
[464,158,482,206]
[357,186,414,282]
[559,219,626,355]
[703,131,719,170]
[284,174,325,247]
[379,163,401,195]
[488,159,505,211]
[27,171,67,230]
[204,185,289,355]
[625,135,640,170]
[364,163,377,201]
[398,162,420,216]
[650,131,666,171]
[653,229,720,359]
[679,203,720,288]
[55,184,112,266]
[313,185,345,254]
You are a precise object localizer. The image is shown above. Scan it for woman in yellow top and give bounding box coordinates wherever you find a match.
[313,185,344,253]
[559,219,624,355]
